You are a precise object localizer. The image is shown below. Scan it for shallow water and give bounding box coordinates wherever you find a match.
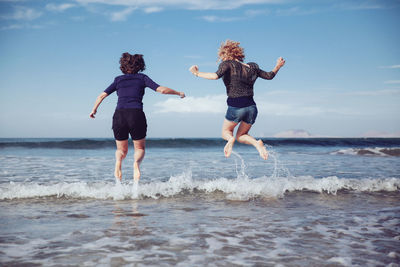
[0,138,399,266]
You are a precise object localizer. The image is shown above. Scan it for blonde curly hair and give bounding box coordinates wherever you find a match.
[218,40,245,62]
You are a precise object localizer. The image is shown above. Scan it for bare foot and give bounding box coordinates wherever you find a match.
[133,162,141,182]
[224,137,235,158]
[114,161,122,181]
[256,140,268,160]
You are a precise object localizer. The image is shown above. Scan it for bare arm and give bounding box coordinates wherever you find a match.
[90,92,108,118]
[257,57,286,80]
[156,86,185,98]
[189,65,218,80]
[272,57,285,75]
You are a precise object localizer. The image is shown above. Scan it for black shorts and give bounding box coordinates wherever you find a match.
[112,108,147,141]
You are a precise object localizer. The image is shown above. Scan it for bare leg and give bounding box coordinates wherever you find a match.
[133,138,145,182]
[222,119,238,158]
[115,140,128,180]
[236,122,268,160]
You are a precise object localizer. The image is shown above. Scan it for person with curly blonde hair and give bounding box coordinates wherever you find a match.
[189,40,285,160]
[90,52,185,185]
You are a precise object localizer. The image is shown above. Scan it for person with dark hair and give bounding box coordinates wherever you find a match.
[90,52,185,184]
[189,40,285,160]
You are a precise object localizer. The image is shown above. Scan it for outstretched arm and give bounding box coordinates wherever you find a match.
[272,57,285,75]
[90,92,108,118]
[258,57,286,80]
[156,86,185,98]
[189,65,218,80]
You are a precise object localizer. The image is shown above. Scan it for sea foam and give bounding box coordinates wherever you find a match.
[332,147,400,157]
[1,174,399,201]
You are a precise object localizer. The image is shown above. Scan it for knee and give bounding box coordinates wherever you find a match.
[236,134,245,143]
[117,148,128,158]
[133,139,146,151]
[221,129,227,137]
[134,144,145,151]
[135,148,145,155]
[222,130,234,140]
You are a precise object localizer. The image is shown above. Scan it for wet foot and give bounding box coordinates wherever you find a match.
[224,137,235,158]
[114,161,122,181]
[133,162,141,182]
[256,140,268,160]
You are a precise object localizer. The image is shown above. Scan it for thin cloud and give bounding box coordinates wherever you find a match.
[384,80,400,84]
[152,94,358,117]
[379,65,400,69]
[153,95,226,114]
[1,6,42,20]
[110,6,136,21]
[336,2,386,10]
[345,89,400,96]
[257,100,361,116]
[200,15,242,22]
[0,24,23,30]
[74,0,285,11]
[244,9,270,17]
[46,3,77,12]
[1,23,44,30]
[275,6,320,16]
[257,101,324,116]
[144,6,163,13]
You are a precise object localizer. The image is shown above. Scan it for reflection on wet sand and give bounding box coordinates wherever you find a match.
[112,201,147,228]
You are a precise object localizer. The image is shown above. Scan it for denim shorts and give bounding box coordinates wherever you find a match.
[225,105,258,125]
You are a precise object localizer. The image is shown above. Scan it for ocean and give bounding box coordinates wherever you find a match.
[0,138,399,266]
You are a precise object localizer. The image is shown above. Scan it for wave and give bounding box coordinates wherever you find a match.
[0,138,222,149]
[1,138,400,149]
[1,174,399,201]
[332,147,400,157]
[0,139,115,149]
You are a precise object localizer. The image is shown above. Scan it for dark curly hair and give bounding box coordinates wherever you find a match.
[119,52,146,74]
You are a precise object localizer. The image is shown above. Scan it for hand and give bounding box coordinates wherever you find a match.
[90,110,96,118]
[179,92,185,98]
[189,65,199,75]
[277,57,285,68]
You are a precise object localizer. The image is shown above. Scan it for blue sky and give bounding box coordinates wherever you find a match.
[0,0,399,138]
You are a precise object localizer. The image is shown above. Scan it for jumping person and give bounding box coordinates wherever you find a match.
[90,52,185,183]
[189,40,285,160]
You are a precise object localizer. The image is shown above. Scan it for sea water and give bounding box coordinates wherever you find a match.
[0,138,399,266]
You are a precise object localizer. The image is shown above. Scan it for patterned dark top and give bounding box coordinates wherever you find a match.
[215,60,275,99]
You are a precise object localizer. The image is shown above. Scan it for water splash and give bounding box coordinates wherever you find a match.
[265,144,293,179]
[231,144,292,182]
[232,151,248,180]
[132,180,139,199]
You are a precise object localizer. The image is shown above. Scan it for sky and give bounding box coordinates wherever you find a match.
[0,0,399,138]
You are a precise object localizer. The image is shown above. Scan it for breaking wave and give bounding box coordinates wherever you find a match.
[1,138,400,149]
[332,147,400,157]
[1,174,399,201]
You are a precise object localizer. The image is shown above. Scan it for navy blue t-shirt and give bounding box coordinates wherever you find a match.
[104,73,160,109]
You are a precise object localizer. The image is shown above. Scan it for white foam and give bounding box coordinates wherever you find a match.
[132,180,139,199]
[1,174,399,201]
[328,256,353,266]
[388,252,398,258]
[332,147,400,157]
